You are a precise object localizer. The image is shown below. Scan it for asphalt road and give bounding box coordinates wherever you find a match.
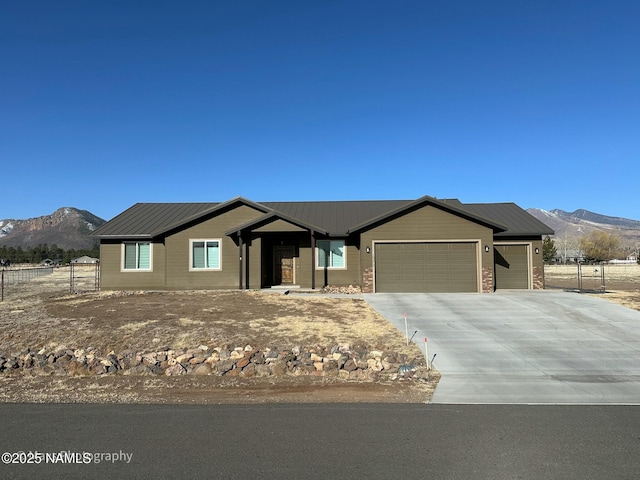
[1,404,639,479]
[364,291,640,404]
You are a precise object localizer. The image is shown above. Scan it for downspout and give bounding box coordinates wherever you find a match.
[311,230,316,290]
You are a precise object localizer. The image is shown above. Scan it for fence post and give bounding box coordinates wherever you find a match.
[1,270,4,302]
[577,263,582,292]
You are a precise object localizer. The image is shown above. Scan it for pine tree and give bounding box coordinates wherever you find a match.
[542,235,557,263]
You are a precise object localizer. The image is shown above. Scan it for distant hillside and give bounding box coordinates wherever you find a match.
[0,208,106,250]
[527,208,640,245]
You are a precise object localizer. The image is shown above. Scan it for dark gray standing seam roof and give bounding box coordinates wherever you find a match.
[261,200,411,236]
[462,203,554,237]
[346,195,508,234]
[92,203,218,237]
[92,197,553,239]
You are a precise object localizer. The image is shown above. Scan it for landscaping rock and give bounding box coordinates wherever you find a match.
[192,363,212,376]
[0,344,425,382]
[165,363,187,376]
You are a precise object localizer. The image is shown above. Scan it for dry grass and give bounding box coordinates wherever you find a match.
[0,267,435,403]
[545,264,640,312]
[6,289,415,356]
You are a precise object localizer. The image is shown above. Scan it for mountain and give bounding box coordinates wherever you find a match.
[526,208,640,245]
[0,208,106,250]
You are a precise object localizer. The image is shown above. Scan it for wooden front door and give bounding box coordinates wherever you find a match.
[274,246,295,285]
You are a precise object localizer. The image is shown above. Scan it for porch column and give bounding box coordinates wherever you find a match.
[310,230,316,290]
[238,233,243,290]
[244,237,250,290]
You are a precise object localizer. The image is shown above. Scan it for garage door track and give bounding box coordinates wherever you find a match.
[364,291,640,404]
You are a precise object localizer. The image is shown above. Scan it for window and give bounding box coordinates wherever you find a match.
[122,242,151,270]
[317,240,346,269]
[190,239,221,270]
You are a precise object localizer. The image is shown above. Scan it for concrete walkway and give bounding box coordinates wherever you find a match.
[364,291,640,404]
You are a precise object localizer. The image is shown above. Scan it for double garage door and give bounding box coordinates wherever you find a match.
[375,242,478,293]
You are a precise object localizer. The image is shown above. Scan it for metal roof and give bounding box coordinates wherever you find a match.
[346,195,507,234]
[261,200,410,235]
[92,203,218,237]
[461,203,555,237]
[92,197,553,238]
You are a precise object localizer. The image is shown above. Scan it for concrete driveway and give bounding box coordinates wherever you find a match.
[364,291,640,404]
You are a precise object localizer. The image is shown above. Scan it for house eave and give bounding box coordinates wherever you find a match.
[225,211,329,237]
[347,194,507,234]
[152,196,273,237]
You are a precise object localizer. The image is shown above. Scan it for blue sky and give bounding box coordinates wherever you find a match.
[1,1,638,221]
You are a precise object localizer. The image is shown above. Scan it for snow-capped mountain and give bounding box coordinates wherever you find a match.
[0,208,106,250]
[527,208,640,244]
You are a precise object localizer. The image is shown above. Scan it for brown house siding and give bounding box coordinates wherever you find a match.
[164,205,265,290]
[95,198,550,293]
[245,236,262,289]
[359,205,494,293]
[99,240,166,290]
[294,240,361,288]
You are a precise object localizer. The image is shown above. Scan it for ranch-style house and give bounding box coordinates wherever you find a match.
[92,195,554,293]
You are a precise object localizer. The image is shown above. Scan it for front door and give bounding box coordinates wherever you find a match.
[274,246,295,285]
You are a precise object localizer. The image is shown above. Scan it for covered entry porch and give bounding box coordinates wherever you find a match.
[227,212,335,290]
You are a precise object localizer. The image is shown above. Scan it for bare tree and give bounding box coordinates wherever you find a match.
[555,232,579,264]
[579,231,622,263]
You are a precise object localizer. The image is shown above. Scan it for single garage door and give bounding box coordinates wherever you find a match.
[375,242,478,293]
[494,244,529,289]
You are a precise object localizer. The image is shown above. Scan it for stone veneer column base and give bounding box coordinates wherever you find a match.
[532,266,544,289]
[362,267,374,293]
[482,267,494,293]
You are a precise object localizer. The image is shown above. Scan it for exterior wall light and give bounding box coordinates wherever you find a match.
[366,246,371,253]
[535,247,540,254]
[484,245,490,253]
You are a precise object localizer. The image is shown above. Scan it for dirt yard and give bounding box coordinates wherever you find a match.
[0,268,437,404]
[545,264,640,311]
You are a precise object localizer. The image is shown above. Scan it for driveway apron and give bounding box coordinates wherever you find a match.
[364,291,640,404]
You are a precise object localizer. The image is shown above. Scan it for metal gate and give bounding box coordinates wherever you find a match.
[70,262,100,293]
[577,263,605,293]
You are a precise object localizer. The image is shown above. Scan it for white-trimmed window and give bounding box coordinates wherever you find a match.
[190,239,221,270]
[122,242,152,271]
[317,240,346,269]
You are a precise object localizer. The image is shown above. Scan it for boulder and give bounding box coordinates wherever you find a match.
[165,364,187,376]
[191,363,212,376]
[342,359,358,372]
[215,360,235,375]
[241,363,256,377]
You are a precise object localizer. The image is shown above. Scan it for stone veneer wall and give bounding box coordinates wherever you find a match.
[362,267,374,293]
[482,267,494,293]
[532,266,544,289]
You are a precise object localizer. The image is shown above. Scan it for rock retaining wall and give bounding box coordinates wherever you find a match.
[0,344,430,381]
